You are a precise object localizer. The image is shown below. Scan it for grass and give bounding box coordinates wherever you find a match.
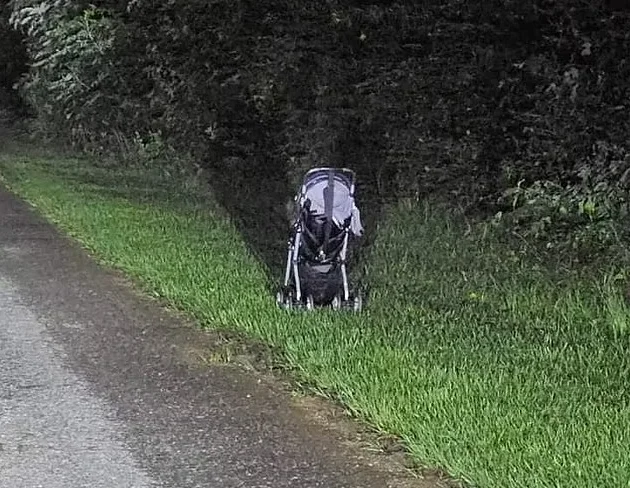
[1,148,630,488]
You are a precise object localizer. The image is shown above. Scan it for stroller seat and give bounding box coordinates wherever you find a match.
[301,211,346,263]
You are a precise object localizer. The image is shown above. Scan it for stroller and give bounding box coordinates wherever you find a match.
[277,167,364,311]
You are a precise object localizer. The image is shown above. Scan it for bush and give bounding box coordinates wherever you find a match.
[7,0,630,259]
[496,141,630,262]
[0,4,27,110]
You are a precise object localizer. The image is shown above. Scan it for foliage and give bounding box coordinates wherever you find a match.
[8,0,152,147]
[6,0,630,254]
[0,2,27,109]
[498,141,630,262]
[5,1,630,484]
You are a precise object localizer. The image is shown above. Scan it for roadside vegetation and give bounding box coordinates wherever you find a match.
[1,147,629,488]
[2,0,630,486]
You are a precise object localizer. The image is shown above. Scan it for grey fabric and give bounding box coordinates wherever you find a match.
[303,179,364,236]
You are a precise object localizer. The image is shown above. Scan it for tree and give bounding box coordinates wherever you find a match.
[0,2,27,110]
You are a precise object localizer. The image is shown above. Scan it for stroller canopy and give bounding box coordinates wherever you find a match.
[300,168,363,236]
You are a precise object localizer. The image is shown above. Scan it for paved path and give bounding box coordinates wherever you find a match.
[0,185,435,488]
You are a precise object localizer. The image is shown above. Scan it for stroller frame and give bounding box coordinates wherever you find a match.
[279,167,361,311]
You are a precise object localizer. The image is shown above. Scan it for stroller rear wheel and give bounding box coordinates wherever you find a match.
[305,294,315,311]
[352,294,363,313]
[331,294,342,311]
[276,288,295,310]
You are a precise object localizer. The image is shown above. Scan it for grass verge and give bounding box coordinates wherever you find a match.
[1,148,630,488]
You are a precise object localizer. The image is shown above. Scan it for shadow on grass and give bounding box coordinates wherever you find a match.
[36,160,195,207]
[224,130,394,296]
[7,133,391,296]
[206,157,293,289]
[202,147,391,296]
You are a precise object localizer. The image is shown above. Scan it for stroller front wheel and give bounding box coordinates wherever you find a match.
[305,294,315,311]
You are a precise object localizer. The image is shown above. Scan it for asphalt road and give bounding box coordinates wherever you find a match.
[0,185,435,488]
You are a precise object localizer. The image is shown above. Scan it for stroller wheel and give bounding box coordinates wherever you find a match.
[305,294,315,311]
[331,294,342,311]
[276,289,285,308]
[352,294,363,313]
[276,288,294,310]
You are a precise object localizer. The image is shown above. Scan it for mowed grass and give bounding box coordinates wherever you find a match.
[1,151,630,488]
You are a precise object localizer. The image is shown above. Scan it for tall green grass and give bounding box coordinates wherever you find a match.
[1,152,629,488]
